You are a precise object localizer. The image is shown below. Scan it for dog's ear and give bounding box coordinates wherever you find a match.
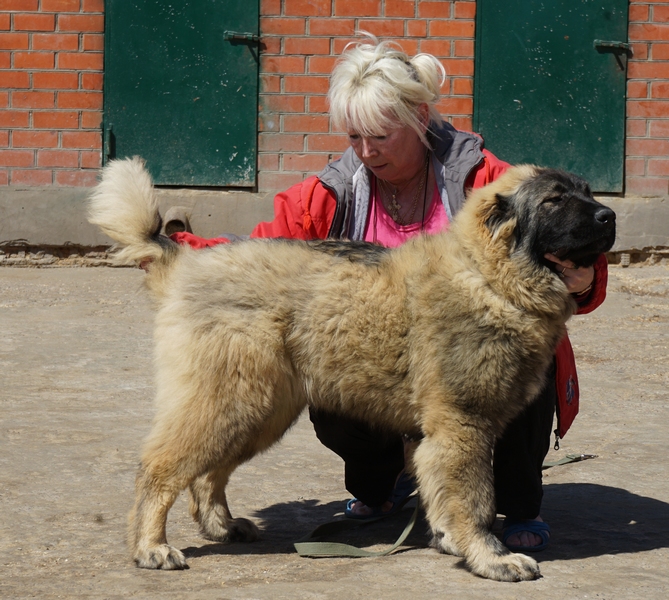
[485,193,515,234]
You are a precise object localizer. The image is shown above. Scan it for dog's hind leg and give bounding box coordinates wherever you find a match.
[414,426,541,582]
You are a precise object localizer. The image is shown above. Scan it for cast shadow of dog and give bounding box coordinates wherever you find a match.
[182,483,669,561]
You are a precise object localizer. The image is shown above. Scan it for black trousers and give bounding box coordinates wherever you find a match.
[310,363,556,518]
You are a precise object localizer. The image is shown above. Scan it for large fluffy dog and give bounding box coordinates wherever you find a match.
[89,158,615,581]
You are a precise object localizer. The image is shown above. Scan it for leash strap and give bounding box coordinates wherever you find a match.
[542,453,598,469]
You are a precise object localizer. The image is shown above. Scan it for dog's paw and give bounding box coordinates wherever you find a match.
[201,517,260,543]
[134,544,188,570]
[471,552,541,582]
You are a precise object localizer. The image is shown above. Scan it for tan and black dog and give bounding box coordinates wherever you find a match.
[89,158,615,581]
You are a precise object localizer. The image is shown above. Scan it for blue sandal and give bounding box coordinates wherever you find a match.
[344,472,416,520]
[502,518,551,552]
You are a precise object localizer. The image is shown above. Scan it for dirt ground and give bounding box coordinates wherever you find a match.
[1,263,668,599]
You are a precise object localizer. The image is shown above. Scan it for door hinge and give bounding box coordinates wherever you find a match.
[103,123,114,164]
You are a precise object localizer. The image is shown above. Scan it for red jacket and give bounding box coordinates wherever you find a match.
[173,150,607,440]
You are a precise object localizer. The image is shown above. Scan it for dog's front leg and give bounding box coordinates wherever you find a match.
[414,428,540,582]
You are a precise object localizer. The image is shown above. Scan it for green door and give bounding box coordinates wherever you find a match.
[474,0,630,192]
[104,1,259,186]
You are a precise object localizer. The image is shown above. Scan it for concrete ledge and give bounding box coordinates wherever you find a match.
[1,187,668,256]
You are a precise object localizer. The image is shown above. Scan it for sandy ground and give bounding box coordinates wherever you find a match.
[0,263,668,599]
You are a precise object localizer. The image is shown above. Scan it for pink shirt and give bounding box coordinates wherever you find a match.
[363,179,449,248]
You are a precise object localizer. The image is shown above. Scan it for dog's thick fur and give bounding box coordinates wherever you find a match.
[89,158,615,581]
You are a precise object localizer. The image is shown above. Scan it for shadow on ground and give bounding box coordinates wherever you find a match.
[181,483,669,562]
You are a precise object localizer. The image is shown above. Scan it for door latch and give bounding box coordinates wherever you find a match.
[224,31,259,43]
[594,40,632,70]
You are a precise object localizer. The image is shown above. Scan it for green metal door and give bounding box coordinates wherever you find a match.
[104,1,259,186]
[474,1,630,192]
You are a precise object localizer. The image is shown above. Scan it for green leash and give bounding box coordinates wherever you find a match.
[294,453,597,559]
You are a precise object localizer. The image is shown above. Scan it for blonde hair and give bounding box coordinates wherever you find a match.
[328,34,446,146]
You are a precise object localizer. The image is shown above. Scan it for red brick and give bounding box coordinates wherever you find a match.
[306,133,349,152]
[454,39,474,57]
[260,17,306,35]
[82,72,103,90]
[81,150,101,168]
[12,91,54,108]
[284,0,331,17]
[57,91,102,109]
[260,37,281,55]
[452,77,473,96]
[283,114,330,132]
[260,74,281,93]
[42,0,80,10]
[628,100,669,118]
[440,96,473,115]
[33,71,79,89]
[0,33,29,50]
[282,152,330,171]
[442,58,474,76]
[82,0,104,11]
[357,19,405,37]
[652,43,669,59]
[33,33,79,51]
[56,171,98,187]
[12,169,52,185]
[14,51,55,69]
[419,1,452,19]
[649,120,669,137]
[655,5,669,22]
[647,158,669,176]
[264,94,309,116]
[450,116,472,131]
[407,20,428,37]
[429,20,475,38]
[626,119,648,137]
[14,130,58,148]
[261,56,306,74]
[0,149,34,167]
[625,176,668,196]
[258,133,305,151]
[651,82,669,98]
[625,157,646,176]
[284,37,331,55]
[334,0,381,18]
[2,71,30,88]
[419,39,452,57]
[629,4,649,22]
[631,42,648,60]
[308,55,337,74]
[0,110,29,127]
[283,75,330,94]
[261,0,281,16]
[628,61,669,79]
[80,110,102,128]
[257,152,280,171]
[309,18,355,36]
[454,1,476,19]
[14,13,55,31]
[37,149,78,167]
[58,52,103,70]
[0,91,7,107]
[258,170,304,191]
[385,0,414,18]
[628,80,648,98]
[58,14,104,33]
[82,34,104,51]
[0,170,7,185]
[258,112,279,132]
[33,110,79,129]
[0,0,38,9]
[626,138,669,156]
[0,129,8,145]
[62,130,101,148]
[0,51,9,68]
[629,23,669,41]
[0,14,10,30]
[307,95,330,113]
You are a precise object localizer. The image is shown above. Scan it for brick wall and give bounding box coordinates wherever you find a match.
[0,0,103,187]
[627,0,669,196]
[257,0,476,191]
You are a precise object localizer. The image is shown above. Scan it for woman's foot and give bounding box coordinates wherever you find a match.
[502,516,551,552]
[344,471,416,520]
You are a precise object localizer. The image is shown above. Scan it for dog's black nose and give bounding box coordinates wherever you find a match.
[595,207,616,224]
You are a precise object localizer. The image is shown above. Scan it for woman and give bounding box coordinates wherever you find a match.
[171,37,607,551]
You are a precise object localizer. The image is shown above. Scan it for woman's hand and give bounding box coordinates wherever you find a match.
[544,253,594,295]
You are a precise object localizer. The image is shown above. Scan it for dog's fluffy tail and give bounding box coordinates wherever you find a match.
[89,157,179,268]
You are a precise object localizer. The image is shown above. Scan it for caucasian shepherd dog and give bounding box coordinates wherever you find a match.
[89,158,615,581]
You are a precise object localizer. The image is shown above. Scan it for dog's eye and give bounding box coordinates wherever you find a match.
[544,196,565,204]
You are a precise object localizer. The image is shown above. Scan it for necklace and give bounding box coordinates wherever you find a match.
[378,153,430,225]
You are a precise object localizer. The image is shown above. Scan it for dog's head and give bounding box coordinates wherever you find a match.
[484,166,616,270]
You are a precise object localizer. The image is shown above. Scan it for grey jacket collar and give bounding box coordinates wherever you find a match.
[318,120,486,240]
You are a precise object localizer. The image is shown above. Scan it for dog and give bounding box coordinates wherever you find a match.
[89,158,615,581]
